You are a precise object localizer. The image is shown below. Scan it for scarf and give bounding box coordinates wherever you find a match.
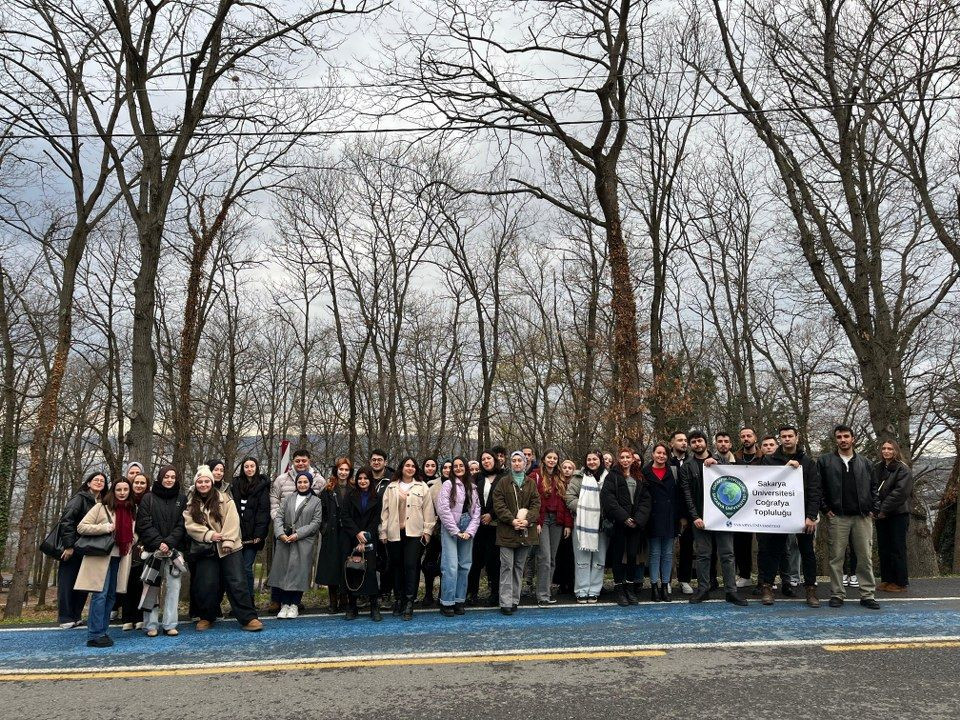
[511,470,525,489]
[574,469,605,552]
[114,503,134,557]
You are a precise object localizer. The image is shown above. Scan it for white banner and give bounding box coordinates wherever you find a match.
[702,464,805,533]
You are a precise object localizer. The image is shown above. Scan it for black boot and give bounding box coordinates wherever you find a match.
[402,599,414,621]
[659,583,671,602]
[345,595,358,620]
[624,583,639,605]
[392,598,403,616]
[614,584,629,607]
[370,597,382,622]
[328,587,339,614]
[650,585,659,602]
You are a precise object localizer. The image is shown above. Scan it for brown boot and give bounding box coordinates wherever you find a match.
[195,619,213,631]
[886,583,907,593]
[805,586,821,608]
[241,618,264,632]
[761,584,775,606]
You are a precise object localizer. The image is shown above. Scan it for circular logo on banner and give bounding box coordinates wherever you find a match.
[710,475,748,519]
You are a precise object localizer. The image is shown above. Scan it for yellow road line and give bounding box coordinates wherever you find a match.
[0,649,666,682]
[823,640,960,652]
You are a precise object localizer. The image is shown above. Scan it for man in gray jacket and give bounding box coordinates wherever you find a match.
[818,425,880,609]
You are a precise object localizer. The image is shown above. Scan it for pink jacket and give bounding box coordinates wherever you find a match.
[434,479,481,537]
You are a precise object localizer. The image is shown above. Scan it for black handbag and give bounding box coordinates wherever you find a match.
[74,531,115,557]
[187,538,216,561]
[343,549,367,593]
[39,524,64,559]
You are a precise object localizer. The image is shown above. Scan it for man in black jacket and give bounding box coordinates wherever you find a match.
[733,427,762,588]
[818,425,880,609]
[679,430,748,606]
[757,425,822,607]
[669,431,697,595]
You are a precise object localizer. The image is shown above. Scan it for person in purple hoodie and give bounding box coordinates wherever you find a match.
[435,456,481,617]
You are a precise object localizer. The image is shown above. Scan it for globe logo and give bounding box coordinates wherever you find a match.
[710,476,749,518]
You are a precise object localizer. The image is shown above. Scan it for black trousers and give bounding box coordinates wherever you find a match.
[57,553,88,624]
[376,539,393,597]
[194,551,258,624]
[388,536,424,603]
[468,524,500,598]
[609,529,641,584]
[119,568,144,623]
[422,533,441,597]
[876,513,909,586]
[757,532,817,587]
[734,532,753,578]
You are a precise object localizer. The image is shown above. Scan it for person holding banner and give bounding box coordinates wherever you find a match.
[818,425,880,609]
[757,426,822,607]
[733,428,762,588]
[679,431,748,607]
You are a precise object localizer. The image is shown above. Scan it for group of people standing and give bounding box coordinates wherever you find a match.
[48,423,914,648]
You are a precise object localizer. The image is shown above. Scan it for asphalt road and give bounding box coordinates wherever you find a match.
[1,579,958,719]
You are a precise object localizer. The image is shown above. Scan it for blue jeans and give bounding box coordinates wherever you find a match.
[241,546,258,601]
[440,513,474,606]
[648,536,674,585]
[88,556,120,640]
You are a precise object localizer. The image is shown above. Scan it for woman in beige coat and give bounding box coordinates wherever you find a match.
[183,465,263,632]
[75,476,137,648]
[379,456,437,621]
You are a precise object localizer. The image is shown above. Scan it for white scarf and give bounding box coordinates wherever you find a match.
[574,469,606,552]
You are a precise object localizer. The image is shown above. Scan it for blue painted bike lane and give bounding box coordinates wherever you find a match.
[1,599,959,673]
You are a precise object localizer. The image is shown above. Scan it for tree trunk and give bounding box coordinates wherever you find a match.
[0,266,19,564]
[129,221,162,475]
[595,164,642,447]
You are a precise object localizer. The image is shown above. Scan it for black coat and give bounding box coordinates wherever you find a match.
[600,468,652,533]
[763,449,822,520]
[315,486,347,586]
[340,489,381,596]
[136,490,187,552]
[229,475,272,550]
[642,463,682,539]
[678,456,709,520]
[877,461,913,516]
[817,452,878,517]
[58,489,97,549]
[474,470,505,525]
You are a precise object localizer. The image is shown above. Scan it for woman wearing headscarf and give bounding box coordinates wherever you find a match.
[493,451,541,615]
[341,466,382,621]
[55,471,106,628]
[74,477,137,647]
[136,464,186,636]
[183,465,263,632]
[270,469,324,619]
[565,451,608,603]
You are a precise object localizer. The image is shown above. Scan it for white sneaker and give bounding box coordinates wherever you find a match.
[287,604,299,619]
[679,582,694,595]
[58,621,77,629]
[848,574,860,588]
[736,577,751,588]
[277,604,290,619]
[842,574,850,586]
[134,621,144,630]
[121,622,134,631]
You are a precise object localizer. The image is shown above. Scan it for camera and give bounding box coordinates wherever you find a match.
[283,525,294,536]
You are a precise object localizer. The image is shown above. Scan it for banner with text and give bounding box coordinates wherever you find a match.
[702,464,805,533]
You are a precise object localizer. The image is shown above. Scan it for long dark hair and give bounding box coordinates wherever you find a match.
[81,471,108,498]
[448,456,474,513]
[189,478,223,526]
[234,456,261,496]
[102,478,135,514]
[392,456,421,483]
[583,449,605,480]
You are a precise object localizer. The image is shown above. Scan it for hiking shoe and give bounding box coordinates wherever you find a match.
[859,598,880,610]
[805,587,821,608]
[86,635,114,648]
[761,584,775,606]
